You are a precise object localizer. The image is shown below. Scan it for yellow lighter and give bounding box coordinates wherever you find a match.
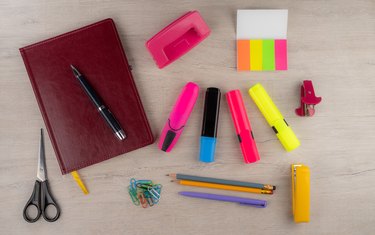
[292,164,310,223]
[248,83,300,151]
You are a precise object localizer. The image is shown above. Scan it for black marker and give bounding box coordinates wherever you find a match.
[199,88,221,162]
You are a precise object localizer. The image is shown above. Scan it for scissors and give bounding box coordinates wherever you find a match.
[23,129,61,223]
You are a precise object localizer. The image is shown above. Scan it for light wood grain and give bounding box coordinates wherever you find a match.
[1,0,375,234]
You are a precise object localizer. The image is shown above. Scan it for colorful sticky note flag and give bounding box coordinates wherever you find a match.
[275,39,287,70]
[250,40,263,71]
[262,39,275,71]
[237,10,288,71]
[237,40,250,71]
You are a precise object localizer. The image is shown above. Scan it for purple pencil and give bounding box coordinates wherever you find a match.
[179,191,267,208]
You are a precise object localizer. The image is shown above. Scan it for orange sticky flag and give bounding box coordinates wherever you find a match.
[237,40,250,71]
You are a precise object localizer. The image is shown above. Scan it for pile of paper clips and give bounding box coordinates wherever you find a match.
[128,178,162,208]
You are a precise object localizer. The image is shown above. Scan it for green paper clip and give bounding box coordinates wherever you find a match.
[137,180,153,184]
[128,186,140,206]
[137,183,154,189]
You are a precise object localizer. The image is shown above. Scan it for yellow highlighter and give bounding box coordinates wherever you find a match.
[292,164,310,223]
[248,83,300,151]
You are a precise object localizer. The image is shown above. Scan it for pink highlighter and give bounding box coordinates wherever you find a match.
[159,82,199,152]
[226,90,260,163]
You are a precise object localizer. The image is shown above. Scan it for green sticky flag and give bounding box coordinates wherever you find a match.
[262,40,275,71]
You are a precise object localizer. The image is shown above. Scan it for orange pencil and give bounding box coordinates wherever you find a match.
[173,179,273,195]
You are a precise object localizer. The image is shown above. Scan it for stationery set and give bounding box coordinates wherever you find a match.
[19,9,322,224]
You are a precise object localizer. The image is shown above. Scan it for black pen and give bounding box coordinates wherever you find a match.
[70,65,126,141]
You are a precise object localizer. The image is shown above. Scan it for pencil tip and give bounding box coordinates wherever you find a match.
[273,186,276,190]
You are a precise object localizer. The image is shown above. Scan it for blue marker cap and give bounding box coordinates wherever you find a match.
[199,136,217,162]
[199,88,221,163]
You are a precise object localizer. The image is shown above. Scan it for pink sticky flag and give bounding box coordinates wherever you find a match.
[275,39,287,70]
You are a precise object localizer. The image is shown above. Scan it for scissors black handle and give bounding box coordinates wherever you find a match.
[23,181,42,223]
[40,180,61,222]
[23,180,61,223]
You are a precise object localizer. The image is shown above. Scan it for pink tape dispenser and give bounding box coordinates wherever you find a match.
[159,82,199,152]
[146,11,211,69]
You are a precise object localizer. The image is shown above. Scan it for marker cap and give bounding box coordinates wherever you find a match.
[199,136,217,162]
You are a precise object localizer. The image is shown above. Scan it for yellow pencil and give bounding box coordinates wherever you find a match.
[174,179,273,194]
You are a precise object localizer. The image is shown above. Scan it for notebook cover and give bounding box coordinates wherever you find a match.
[20,18,154,174]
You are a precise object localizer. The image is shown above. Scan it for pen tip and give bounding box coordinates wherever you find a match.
[70,64,81,77]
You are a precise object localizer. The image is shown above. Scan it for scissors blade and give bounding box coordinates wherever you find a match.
[37,128,47,182]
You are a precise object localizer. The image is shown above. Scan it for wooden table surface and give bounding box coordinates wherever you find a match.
[1,0,374,234]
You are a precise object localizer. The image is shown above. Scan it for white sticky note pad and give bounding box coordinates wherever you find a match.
[237,10,288,39]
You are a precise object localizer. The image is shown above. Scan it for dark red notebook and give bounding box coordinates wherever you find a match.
[20,19,154,174]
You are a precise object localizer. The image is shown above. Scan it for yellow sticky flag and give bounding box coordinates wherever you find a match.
[250,40,262,71]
